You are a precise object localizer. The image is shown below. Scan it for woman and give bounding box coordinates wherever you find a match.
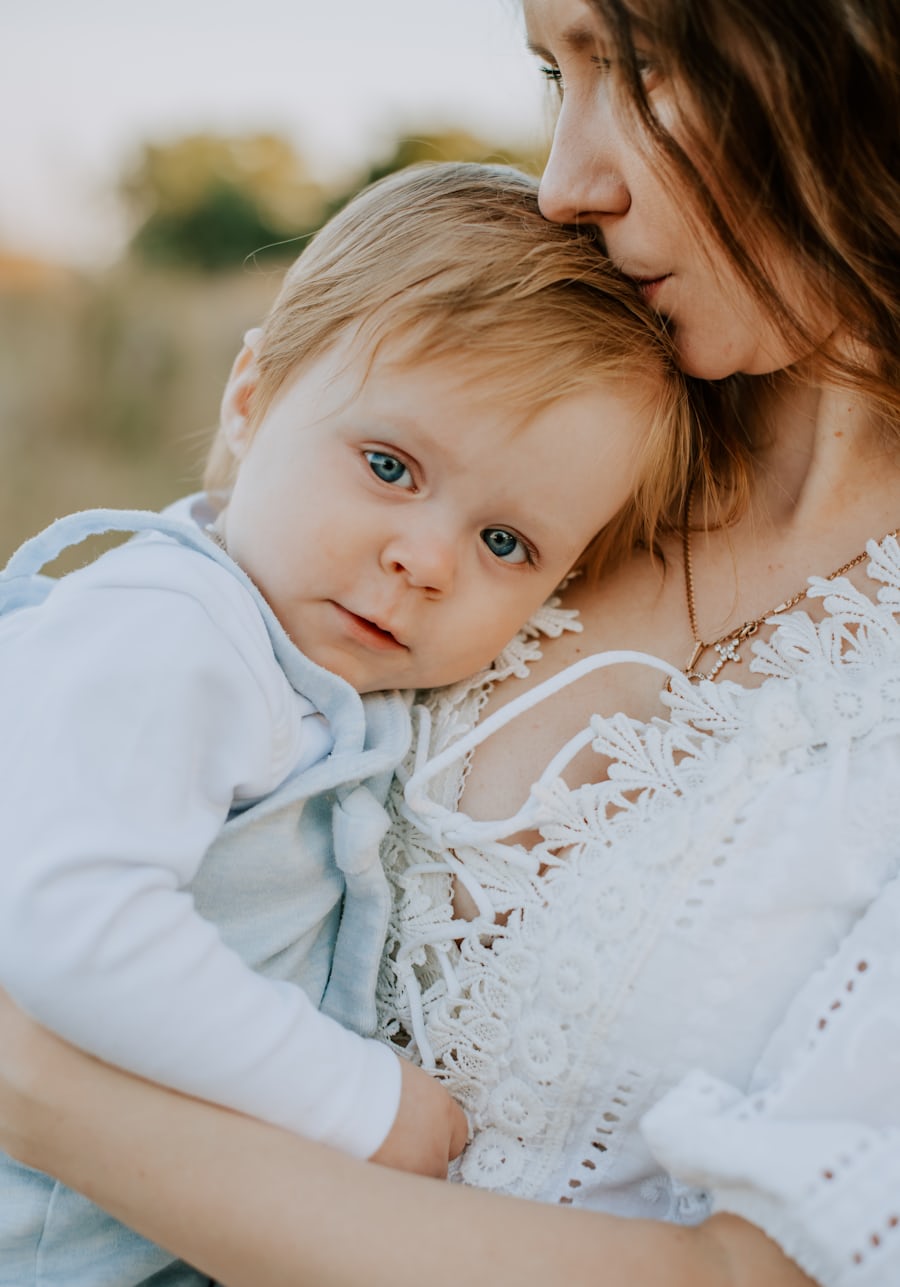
[2,1,898,1284]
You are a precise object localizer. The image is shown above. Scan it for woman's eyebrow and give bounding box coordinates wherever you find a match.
[527,21,599,59]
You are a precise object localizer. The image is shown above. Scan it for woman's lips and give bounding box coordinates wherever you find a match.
[634,274,670,303]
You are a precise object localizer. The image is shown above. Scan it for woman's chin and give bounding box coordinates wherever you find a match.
[669,331,742,381]
[672,328,795,381]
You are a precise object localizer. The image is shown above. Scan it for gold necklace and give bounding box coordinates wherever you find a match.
[681,489,897,683]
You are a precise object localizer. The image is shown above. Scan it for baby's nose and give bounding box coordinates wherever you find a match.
[381,526,456,595]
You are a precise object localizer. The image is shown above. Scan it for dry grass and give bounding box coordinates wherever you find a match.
[0,262,282,572]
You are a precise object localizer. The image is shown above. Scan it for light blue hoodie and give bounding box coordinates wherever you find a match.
[0,506,411,1287]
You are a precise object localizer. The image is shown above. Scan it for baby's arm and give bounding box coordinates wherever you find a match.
[0,569,463,1174]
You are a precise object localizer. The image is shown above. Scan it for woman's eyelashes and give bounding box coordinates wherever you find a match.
[364,449,415,490]
[538,50,659,95]
[481,527,535,566]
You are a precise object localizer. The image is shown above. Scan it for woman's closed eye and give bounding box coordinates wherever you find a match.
[481,527,535,565]
[538,52,658,95]
[365,450,415,490]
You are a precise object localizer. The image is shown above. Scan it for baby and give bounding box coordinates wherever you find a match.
[0,162,689,1286]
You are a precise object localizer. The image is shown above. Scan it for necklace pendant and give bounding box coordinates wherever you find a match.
[715,637,743,666]
[684,636,743,684]
[707,637,742,681]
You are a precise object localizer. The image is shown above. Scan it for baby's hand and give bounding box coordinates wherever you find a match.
[369,1056,468,1179]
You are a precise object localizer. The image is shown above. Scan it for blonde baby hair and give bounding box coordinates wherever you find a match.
[206,161,695,576]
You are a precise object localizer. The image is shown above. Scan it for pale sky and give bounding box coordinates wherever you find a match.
[2,0,549,266]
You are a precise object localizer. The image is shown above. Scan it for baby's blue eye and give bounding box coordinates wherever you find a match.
[481,527,529,564]
[365,451,413,489]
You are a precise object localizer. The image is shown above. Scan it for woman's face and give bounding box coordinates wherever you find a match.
[524,0,814,380]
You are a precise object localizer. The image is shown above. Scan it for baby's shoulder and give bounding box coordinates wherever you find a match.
[59,534,271,661]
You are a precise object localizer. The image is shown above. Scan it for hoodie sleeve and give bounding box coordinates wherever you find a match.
[0,552,400,1160]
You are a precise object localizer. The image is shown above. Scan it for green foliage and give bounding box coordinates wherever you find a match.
[123,128,545,273]
[123,133,325,273]
[130,182,294,272]
[323,128,544,222]
[362,128,541,186]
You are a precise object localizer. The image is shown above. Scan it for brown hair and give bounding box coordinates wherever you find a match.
[205,162,694,575]
[586,0,900,514]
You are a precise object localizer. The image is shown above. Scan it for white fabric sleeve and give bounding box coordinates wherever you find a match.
[642,869,900,1287]
[0,568,400,1160]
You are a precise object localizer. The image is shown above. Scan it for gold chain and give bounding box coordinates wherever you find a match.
[682,489,898,683]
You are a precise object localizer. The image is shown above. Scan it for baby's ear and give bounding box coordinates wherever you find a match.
[220,327,263,457]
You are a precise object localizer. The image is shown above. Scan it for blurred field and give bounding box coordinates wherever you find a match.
[0,258,283,571]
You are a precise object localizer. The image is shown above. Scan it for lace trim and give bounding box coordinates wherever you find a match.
[377,587,581,1059]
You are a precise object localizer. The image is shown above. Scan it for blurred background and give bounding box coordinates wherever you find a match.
[0,0,551,562]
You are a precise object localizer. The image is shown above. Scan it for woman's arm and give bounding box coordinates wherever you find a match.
[1,996,812,1287]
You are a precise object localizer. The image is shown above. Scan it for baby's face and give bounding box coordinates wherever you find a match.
[220,333,651,692]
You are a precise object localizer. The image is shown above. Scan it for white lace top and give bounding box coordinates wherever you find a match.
[376,535,900,1287]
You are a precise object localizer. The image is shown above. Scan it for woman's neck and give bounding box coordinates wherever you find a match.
[676,371,900,656]
[748,373,899,540]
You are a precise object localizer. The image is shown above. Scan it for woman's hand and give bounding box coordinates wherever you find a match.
[0,987,69,1169]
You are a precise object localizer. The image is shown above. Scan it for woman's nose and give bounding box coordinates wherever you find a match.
[381,525,456,595]
[538,98,631,226]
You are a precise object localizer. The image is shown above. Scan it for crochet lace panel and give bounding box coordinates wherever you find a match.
[375,538,900,1215]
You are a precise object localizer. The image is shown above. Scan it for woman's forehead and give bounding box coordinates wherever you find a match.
[522,0,603,48]
[523,0,663,50]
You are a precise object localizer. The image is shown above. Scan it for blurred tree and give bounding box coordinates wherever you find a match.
[323,128,546,221]
[121,128,545,272]
[122,133,326,272]
[364,128,542,185]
